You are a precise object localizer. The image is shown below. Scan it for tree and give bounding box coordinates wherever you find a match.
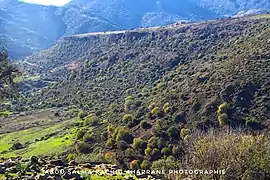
[0,49,18,101]
[167,126,180,140]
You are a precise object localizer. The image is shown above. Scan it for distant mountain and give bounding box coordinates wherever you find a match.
[0,0,65,58]
[0,0,269,58]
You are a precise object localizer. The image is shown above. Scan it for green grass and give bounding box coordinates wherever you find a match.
[0,119,77,158]
[0,111,12,118]
[13,74,40,83]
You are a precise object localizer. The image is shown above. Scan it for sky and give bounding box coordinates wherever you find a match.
[20,0,71,6]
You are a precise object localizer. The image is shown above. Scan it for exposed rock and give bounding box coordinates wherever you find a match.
[62,173,83,180]
[68,160,77,166]
[35,174,49,180]
[49,159,66,167]
[0,166,5,174]
[30,156,39,164]
[6,167,19,173]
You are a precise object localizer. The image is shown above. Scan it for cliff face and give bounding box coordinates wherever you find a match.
[1,0,269,59]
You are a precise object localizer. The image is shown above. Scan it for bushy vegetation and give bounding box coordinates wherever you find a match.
[141,160,151,169]
[185,131,270,180]
[83,114,100,127]
[0,50,18,101]
[122,114,135,123]
[76,129,86,140]
[1,14,270,180]
[129,160,140,170]
[75,142,92,154]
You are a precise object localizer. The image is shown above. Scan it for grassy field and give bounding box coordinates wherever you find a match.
[13,74,40,83]
[0,112,78,158]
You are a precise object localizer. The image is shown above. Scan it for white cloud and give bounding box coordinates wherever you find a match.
[19,0,71,6]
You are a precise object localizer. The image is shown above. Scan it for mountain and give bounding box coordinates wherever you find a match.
[0,0,269,59]
[0,0,65,58]
[1,14,270,179]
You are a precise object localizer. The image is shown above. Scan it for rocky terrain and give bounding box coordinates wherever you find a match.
[1,0,269,58]
[0,156,141,179]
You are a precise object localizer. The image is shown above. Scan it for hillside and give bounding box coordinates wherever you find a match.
[1,14,270,179]
[1,0,269,58]
[19,14,270,128]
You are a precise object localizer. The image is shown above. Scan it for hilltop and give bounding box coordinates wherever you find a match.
[1,14,270,179]
[1,0,269,58]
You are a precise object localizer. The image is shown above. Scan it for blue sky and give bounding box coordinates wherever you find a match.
[20,0,71,6]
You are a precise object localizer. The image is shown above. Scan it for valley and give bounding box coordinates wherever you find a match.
[0,14,270,179]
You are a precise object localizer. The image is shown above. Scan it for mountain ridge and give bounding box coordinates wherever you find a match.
[1,0,269,58]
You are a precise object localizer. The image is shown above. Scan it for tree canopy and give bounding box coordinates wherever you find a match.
[0,49,18,101]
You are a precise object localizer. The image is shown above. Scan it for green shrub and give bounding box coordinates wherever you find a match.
[184,134,191,142]
[125,97,134,112]
[76,142,92,154]
[172,146,183,157]
[151,156,180,171]
[167,126,180,139]
[104,152,116,163]
[164,107,171,113]
[10,141,24,150]
[129,160,140,169]
[157,82,165,89]
[76,129,86,140]
[78,111,88,119]
[140,120,150,129]
[83,115,99,126]
[151,107,159,115]
[116,128,132,143]
[148,103,156,110]
[161,147,172,157]
[141,160,151,169]
[173,112,186,123]
[163,102,170,110]
[106,138,115,148]
[67,153,77,161]
[117,140,129,150]
[125,96,133,101]
[83,133,94,143]
[152,148,161,159]
[148,137,159,149]
[144,147,153,157]
[218,113,229,126]
[133,138,147,150]
[0,111,11,118]
[122,114,135,123]
[107,125,115,137]
[155,120,162,130]
[125,148,134,157]
[217,102,228,114]
[180,128,191,138]
[163,103,171,113]
[157,138,166,149]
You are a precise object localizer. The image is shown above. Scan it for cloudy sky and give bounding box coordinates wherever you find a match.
[20,0,71,6]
